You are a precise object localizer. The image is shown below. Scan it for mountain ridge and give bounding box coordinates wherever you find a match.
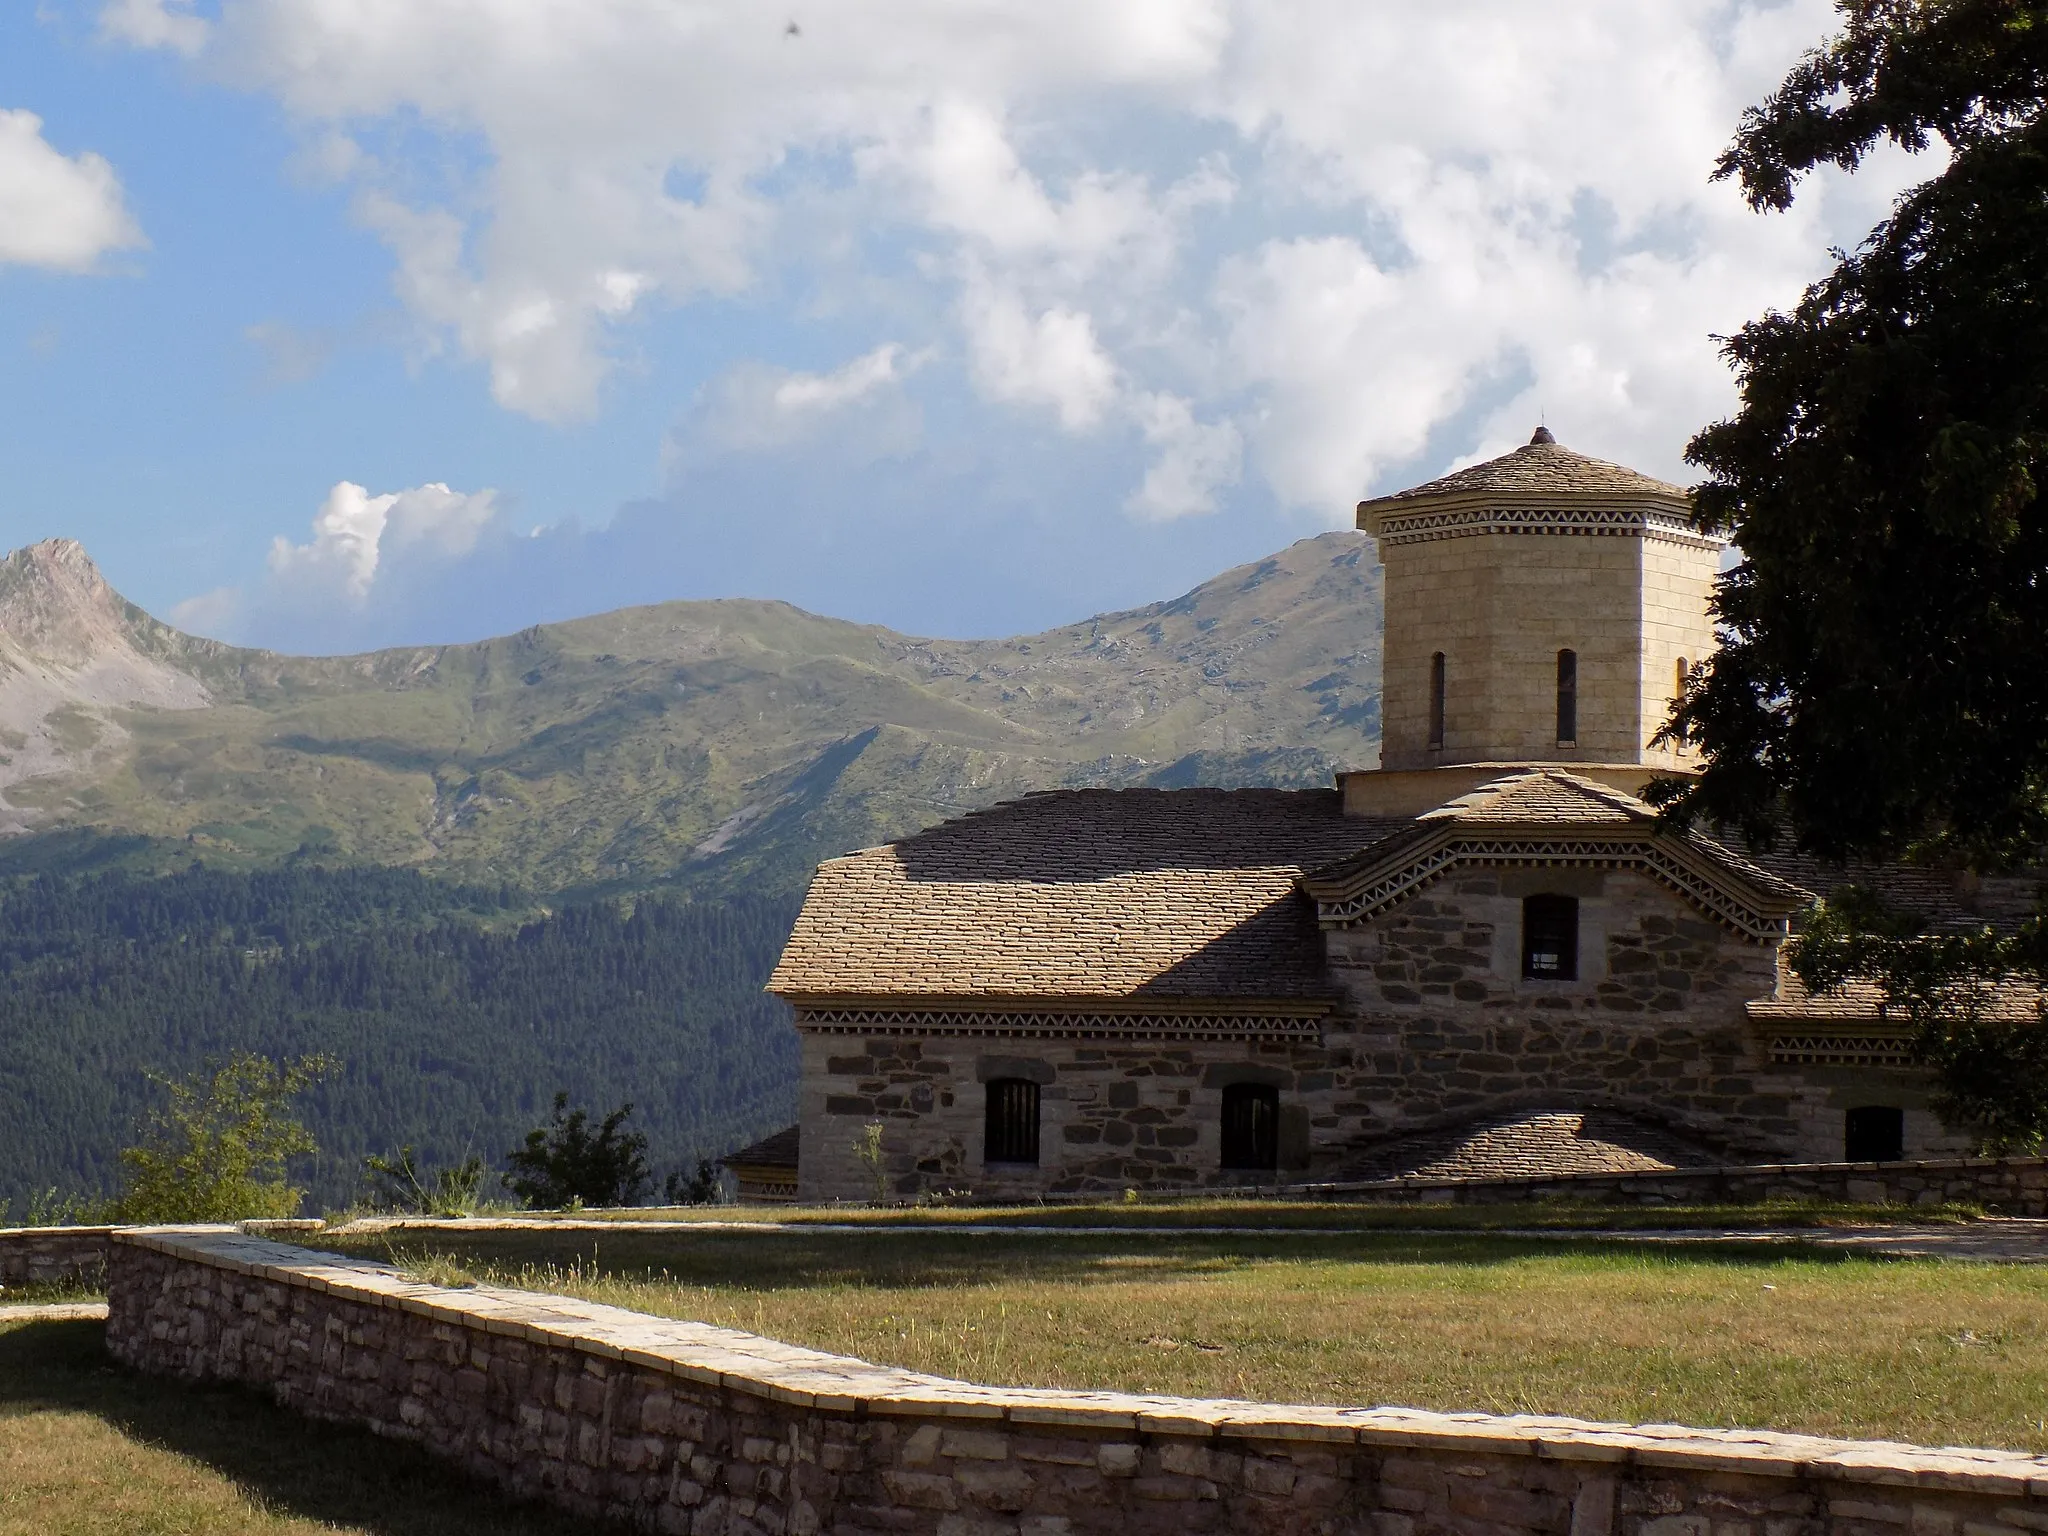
[0,533,1384,892]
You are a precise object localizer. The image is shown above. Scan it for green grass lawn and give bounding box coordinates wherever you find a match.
[320,1225,2048,1454]
[0,1318,609,1536]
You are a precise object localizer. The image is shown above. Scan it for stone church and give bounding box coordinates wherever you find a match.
[764,429,2030,1203]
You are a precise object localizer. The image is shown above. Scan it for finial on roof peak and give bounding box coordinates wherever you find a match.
[1529,425,1556,446]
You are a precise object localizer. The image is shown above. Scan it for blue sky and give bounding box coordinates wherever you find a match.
[0,1,1923,653]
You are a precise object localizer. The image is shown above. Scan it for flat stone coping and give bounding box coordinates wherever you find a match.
[118,1226,2048,1496]
[0,1302,108,1322]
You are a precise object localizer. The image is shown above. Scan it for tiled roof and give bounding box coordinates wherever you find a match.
[1331,1108,1725,1183]
[721,1125,800,1170]
[769,788,1396,1003]
[1360,433,1687,509]
[1416,768,1656,825]
[1303,770,1811,928]
[1750,973,2044,1024]
[1738,847,2041,933]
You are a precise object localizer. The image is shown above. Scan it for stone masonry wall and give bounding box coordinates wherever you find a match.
[108,1227,2048,1536]
[800,869,1967,1201]
[0,1224,113,1291]
[797,1030,1335,1203]
[1324,868,1971,1167]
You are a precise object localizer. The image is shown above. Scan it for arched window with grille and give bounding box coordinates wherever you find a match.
[1220,1082,1279,1171]
[984,1078,1041,1165]
[1428,651,1447,750]
[1555,649,1577,745]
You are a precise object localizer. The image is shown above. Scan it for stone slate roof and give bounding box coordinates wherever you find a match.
[1302,770,1811,937]
[1418,768,1664,825]
[1750,974,2044,1024]
[771,770,1822,1006]
[769,788,1398,1004]
[721,1125,800,1171]
[1359,431,1687,510]
[1331,1108,1725,1183]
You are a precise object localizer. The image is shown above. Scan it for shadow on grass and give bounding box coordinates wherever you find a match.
[0,1319,611,1536]
[319,1227,1876,1297]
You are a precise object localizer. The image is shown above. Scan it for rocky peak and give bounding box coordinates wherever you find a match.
[0,538,153,667]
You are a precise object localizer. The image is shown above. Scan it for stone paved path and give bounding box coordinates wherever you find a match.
[334,1215,2048,1261]
[0,1301,107,1322]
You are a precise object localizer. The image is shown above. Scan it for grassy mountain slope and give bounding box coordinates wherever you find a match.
[0,534,1382,893]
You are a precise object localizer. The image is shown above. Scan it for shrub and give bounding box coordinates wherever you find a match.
[117,1053,334,1223]
[663,1158,723,1206]
[503,1094,649,1210]
[363,1147,487,1216]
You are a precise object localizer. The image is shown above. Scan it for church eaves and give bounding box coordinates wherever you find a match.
[1300,769,1810,940]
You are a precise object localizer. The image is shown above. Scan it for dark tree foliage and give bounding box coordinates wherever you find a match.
[0,866,801,1210]
[1793,890,2048,1148]
[1662,0,2048,865]
[504,1093,651,1210]
[1661,1,2048,1147]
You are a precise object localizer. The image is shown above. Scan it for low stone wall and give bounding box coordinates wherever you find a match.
[108,1227,2048,1536]
[1298,1153,2048,1213]
[0,1224,114,1291]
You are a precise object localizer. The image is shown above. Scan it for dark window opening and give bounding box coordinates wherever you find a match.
[1221,1082,1279,1171]
[1555,648,1578,744]
[1428,652,1446,750]
[984,1078,1041,1165]
[1844,1105,1904,1163]
[1521,894,1580,981]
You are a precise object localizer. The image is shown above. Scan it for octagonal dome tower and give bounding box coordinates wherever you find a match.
[1355,428,1724,788]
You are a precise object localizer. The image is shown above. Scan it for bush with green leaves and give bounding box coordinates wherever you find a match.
[363,1146,487,1217]
[662,1158,723,1206]
[503,1094,650,1210]
[117,1053,334,1223]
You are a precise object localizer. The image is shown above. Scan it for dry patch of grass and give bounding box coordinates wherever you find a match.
[323,1227,2048,1454]
[0,1318,609,1536]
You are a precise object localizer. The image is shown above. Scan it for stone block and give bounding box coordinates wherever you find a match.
[1012,1439,1096,1467]
[942,1429,1012,1461]
[935,1517,1017,1536]
[882,1471,961,1511]
[1096,1444,1140,1478]
[956,1464,1035,1512]
[1242,1457,1297,1496]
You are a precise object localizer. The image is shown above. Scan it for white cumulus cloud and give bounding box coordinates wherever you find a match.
[0,109,142,271]
[269,481,500,604]
[109,0,1929,520]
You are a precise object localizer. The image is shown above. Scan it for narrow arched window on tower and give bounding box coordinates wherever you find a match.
[1428,652,1446,750]
[1675,656,1690,701]
[1555,649,1578,746]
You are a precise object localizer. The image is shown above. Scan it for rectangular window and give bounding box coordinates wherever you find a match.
[1555,649,1578,745]
[1221,1082,1279,1170]
[1428,652,1446,750]
[1521,894,1579,980]
[983,1078,1041,1165]
[1844,1105,1904,1163]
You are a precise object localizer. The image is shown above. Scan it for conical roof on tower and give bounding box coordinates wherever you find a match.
[1359,427,1691,519]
